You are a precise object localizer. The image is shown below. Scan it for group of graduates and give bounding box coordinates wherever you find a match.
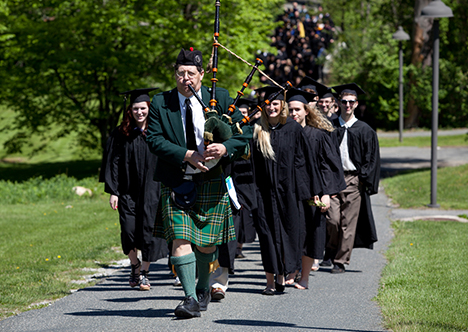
[99,46,380,319]
[258,2,336,87]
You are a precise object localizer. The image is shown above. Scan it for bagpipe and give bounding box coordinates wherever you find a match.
[201,0,292,148]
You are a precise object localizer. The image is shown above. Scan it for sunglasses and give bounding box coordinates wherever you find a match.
[340,99,357,105]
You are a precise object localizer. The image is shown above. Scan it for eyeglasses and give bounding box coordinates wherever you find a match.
[175,70,198,78]
[340,99,357,105]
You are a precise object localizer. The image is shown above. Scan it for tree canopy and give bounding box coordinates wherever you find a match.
[322,0,468,130]
[0,0,283,153]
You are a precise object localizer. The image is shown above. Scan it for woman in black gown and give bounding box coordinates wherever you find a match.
[287,88,345,289]
[100,88,168,291]
[252,86,312,295]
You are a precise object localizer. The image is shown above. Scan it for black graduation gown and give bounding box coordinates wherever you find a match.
[300,126,346,259]
[218,142,258,271]
[99,127,168,262]
[331,118,380,249]
[253,118,311,275]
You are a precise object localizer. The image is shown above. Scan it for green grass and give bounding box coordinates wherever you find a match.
[378,134,468,148]
[0,107,101,164]
[0,198,123,319]
[382,164,468,209]
[377,220,468,331]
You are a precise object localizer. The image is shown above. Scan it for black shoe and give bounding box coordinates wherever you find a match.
[331,263,345,274]
[174,296,201,318]
[275,282,285,293]
[196,289,211,311]
[320,259,332,267]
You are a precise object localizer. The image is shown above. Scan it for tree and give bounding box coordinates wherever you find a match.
[0,0,283,154]
[321,0,468,130]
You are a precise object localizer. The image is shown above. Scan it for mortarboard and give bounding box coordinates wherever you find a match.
[331,83,365,97]
[237,98,257,110]
[286,88,317,104]
[297,76,328,95]
[255,86,285,102]
[119,87,158,113]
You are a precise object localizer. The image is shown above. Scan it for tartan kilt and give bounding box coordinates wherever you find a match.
[154,177,236,247]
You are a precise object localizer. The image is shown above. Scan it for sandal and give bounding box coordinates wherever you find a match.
[312,260,320,271]
[262,288,275,296]
[129,259,141,288]
[139,270,151,291]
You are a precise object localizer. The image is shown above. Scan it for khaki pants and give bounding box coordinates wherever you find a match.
[326,174,362,265]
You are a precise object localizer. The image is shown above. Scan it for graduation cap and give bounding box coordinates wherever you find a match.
[119,88,158,113]
[237,98,257,110]
[318,88,335,100]
[286,88,317,104]
[176,47,203,67]
[331,83,365,97]
[255,86,285,102]
[296,76,328,95]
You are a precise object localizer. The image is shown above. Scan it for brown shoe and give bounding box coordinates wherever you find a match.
[211,287,225,301]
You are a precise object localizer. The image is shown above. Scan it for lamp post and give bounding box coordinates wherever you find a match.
[421,0,453,208]
[392,26,410,143]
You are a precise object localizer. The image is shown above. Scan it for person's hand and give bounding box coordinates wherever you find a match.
[320,194,330,213]
[185,150,209,172]
[203,143,227,161]
[109,195,118,210]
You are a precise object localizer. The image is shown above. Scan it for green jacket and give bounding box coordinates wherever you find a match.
[147,85,252,188]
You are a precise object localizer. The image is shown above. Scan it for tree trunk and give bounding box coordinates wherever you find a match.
[406,0,432,128]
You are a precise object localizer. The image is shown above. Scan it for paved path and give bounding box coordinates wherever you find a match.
[1,129,467,331]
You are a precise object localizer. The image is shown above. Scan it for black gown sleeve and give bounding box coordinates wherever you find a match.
[349,122,380,195]
[319,129,346,195]
[99,128,121,196]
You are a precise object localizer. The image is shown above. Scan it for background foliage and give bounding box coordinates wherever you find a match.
[0,0,283,154]
[322,0,468,130]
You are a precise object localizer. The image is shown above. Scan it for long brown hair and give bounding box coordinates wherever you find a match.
[119,101,150,136]
[305,103,334,132]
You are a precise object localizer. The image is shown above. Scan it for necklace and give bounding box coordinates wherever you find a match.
[269,122,281,130]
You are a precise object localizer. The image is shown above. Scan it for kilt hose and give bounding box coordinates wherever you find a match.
[154,176,236,247]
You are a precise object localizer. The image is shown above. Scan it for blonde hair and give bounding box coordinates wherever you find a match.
[305,103,335,132]
[253,100,289,160]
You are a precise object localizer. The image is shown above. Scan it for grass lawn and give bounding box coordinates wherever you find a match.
[377,219,468,331]
[0,198,124,320]
[378,134,468,148]
[381,164,468,209]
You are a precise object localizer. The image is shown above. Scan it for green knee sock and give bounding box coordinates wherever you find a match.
[171,252,197,300]
[194,248,219,292]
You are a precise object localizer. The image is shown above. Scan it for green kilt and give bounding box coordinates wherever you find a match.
[154,176,236,247]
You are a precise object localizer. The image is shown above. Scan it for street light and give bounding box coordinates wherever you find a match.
[392,26,410,143]
[420,0,453,208]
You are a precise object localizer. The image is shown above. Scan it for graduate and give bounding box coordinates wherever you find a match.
[99,88,168,291]
[286,88,346,289]
[327,83,380,274]
[251,86,312,295]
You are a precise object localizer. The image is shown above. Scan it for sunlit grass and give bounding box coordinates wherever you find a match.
[0,199,123,319]
[378,134,468,148]
[377,220,468,331]
[382,164,468,209]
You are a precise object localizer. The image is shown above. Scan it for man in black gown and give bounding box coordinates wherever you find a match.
[327,83,380,274]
